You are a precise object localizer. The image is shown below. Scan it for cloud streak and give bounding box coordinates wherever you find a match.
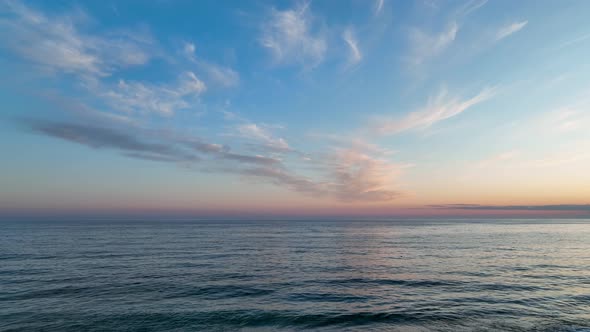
[342,27,362,67]
[430,204,590,212]
[456,0,488,17]
[27,120,197,162]
[374,0,384,15]
[26,120,281,167]
[495,21,528,41]
[375,87,496,135]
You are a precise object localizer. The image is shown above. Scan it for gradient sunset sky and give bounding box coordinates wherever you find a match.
[1,0,590,218]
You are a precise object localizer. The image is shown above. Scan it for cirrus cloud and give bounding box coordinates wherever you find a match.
[407,22,459,65]
[342,27,362,67]
[100,72,206,116]
[495,20,528,41]
[0,0,154,77]
[259,3,327,68]
[374,86,497,135]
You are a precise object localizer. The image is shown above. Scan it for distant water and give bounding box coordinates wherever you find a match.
[1,220,590,331]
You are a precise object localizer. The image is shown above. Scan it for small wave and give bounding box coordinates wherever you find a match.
[0,285,95,301]
[162,285,275,300]
[80,310,461,329]
[287,292,373,302]
[321,277,462,288]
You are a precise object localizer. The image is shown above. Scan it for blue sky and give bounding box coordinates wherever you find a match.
[1,0,590,217]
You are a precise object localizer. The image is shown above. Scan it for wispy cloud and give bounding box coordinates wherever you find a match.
[373,0,384,15]
[495,20,528,41]
[100,72,206,116]
[240,167,324,197]
[27,120,198,163]
[404,0,490,67]
[200,62,240,87]
[456,0,488,17]
[342,27,362,67]
[555,32,590,50]
[220,110,295,155]
[323,148,402,201]
[374,86,496,135]
[241,147,404,202]
[26,120,280,167]
[236,123,291,153]
[548,107,589,133]
[532,103,590,137]
[408,22,459,65]
[259,3,327,68]
[182,42,239,87]
[0,0,154,78]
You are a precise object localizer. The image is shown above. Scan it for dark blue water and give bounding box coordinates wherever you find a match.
[1,220,590,331]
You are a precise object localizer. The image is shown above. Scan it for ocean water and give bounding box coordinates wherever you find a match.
[1,220,590,331]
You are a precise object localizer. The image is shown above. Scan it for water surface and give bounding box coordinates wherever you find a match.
[1,219,590,331]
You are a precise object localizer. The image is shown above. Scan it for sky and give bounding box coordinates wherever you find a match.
[1,0,590,218]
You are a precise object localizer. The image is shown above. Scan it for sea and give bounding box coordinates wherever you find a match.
[1,219,590,331]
